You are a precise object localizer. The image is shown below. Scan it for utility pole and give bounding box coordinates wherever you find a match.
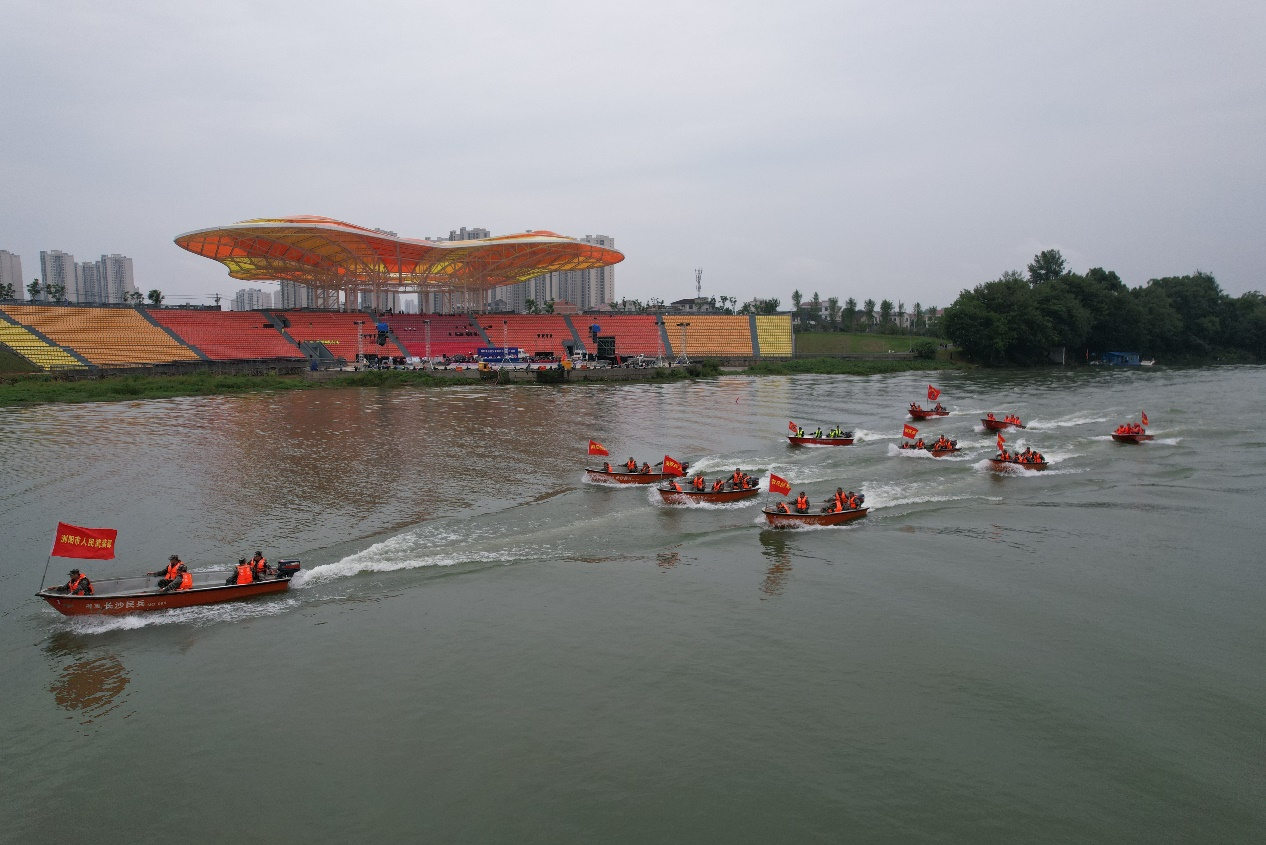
[695,268,702,298]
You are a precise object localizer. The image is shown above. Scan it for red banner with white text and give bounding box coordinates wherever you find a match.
[51,522,118,560]
[768,473,791,496]
[902,424,918,439]
[662,456,684,477]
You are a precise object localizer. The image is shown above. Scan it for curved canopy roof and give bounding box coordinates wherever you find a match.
[174,215,623,291]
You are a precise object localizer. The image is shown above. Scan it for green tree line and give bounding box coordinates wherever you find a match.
[940,250,1266,365]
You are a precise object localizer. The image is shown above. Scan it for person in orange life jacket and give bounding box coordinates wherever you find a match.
[668,478,683,491]
[914,438,925,450]
[692,475,705,491]
[250,551,269,579]
[711,479,724,492]
[602,461,611,472]
[776,501,790,513]
[148,554,182,588]
[833,488,846,509]
[55,568,93,595]
[227,558,253,585]
[732,468,743,486]
[162,563,193,592]
[640,462,652,474]
[987,412,996,420]
[625,457,637,472]
[794,492,809,513]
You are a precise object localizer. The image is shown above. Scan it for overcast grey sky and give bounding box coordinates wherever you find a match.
[2,0,1263,307]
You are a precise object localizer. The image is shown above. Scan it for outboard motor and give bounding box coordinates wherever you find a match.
[276,559,302,580]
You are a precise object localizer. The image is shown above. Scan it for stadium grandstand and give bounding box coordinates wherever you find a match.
[0,304,791,371]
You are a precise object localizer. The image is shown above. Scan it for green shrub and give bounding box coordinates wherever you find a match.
[912,339,938,360]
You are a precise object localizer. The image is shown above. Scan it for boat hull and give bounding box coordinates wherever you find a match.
[788,436,854,446]
[926,447,962,457]
[981,419,1025,432]
[586,468,678,485]
[988,459,1049,471]
[658,487,760,505]
[909,409,948,420]
[39,579,291,616]
[1111,433,1154,443]
[762,507,868,528]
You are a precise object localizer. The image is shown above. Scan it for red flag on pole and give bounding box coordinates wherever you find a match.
[588,439,609,456]
[1141,411,1148,426]
[927,384,941,401]
[788,420,798,434]
[662,455,684,477]
[902,424,918,439]
[51,522,118,560]
[768,473,791,496]
[996,433,1006,450]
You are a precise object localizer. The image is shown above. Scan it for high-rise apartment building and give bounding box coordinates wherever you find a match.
[510,235,616,312]
[232,288,268,311]
[279,280,315,309]
[420,227,492,313]
[0,250,23,298]
[39,250,76,301]
[99,254,136,303]
[75,261,104,303]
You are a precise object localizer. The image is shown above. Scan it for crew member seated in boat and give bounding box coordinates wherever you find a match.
[227,558,254,585]
[669,479,683,491]
[794,492,810,513]
[987,412,996,420]
[54,568,93,595]
[933,403,946,413]
[797,427,805,437]
[640,462,652,474]
[910,402,921,411]
[914,438,925,450]
[162,564,193,592]
[813,427,823,438]
[692,475,705,491]
[776,501,790,513]
[847,491,860,508]
[602,461,612,472]
[624,457,638,472]
[833,488,847,511]
[732,468,744,487]
[250,551,269,579]
[712,479,725,492]
[149,554,182,588]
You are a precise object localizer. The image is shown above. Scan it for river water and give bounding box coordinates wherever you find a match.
[1,367,1263,843]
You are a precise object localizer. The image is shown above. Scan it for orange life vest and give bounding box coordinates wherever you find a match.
[712,480,724,491]
[693,476,704,490]
[165,562,181,580]
[235,564,253,585]
[67,573,91,594]
[776,502,789,513]
[795,494,808,510]
[670,480,682,491]
[177,572,193,590]
[252,557,267,575]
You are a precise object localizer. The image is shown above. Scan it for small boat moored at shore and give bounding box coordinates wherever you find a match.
[762,507,868,528]
[38,561,301,616]
[658,486,760,505]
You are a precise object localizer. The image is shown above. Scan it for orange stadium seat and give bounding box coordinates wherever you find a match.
[476,315,574,358]
[277,311,380,354]
[585,315,664,358]
[0,320,86,370]
[384,315,484,357]
[665,315,754,357]
[1,304,201,367]
[149,310,302,361]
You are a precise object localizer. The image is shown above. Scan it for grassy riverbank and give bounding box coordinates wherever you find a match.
[0,357,969,407]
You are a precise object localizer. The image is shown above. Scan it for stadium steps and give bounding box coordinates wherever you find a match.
[0,304,202,367]
[137,307,210,361]
[0,310,91,370]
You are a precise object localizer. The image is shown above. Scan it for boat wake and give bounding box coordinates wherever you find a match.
[862,481,1001,510]
[1027,414,1111,430]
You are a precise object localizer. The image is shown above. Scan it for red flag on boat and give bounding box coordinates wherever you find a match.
[662,455,684,477]
[902,423,918,439]
[1141,411,1149,426]
[769,473,791,496]
[927,384,941,401]
[996,433,1006,450]
[788,420,798,434]
[588,439,609,456]
[51,522,118,560]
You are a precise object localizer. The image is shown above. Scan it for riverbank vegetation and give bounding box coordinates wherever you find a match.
[941,250,1266,365]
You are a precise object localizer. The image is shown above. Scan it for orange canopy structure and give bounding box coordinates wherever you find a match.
[175,215,623,307]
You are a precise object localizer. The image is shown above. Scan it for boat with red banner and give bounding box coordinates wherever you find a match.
[762,506,868,528]
[38,561,302,616]
[788,434,855,446]
[988,457,1048,472]
[926,446,962,457]
[908,404,949,420]
[658,486,760,505]
[981,415,1026,432]
[586,464,689,485]
[1111,415,1153,443]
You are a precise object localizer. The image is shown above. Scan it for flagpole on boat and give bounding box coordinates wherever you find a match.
[38,553,52,594]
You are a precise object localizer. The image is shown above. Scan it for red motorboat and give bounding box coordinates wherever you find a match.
[586,465,688,485]
[908,407,949,420]
[762,506,868,528]
[926,446,962,457]
[981,418,1025,432]
[787,435,855,446]
[38,561,301,616]
[1111,432,1154,443]
[988,458,1049,472]
[658,486,760,505]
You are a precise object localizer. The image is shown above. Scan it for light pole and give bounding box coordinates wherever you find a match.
[502,319,509,363]
[353,319,365,369]
[675,321,691,365]
[423,319,431,370]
